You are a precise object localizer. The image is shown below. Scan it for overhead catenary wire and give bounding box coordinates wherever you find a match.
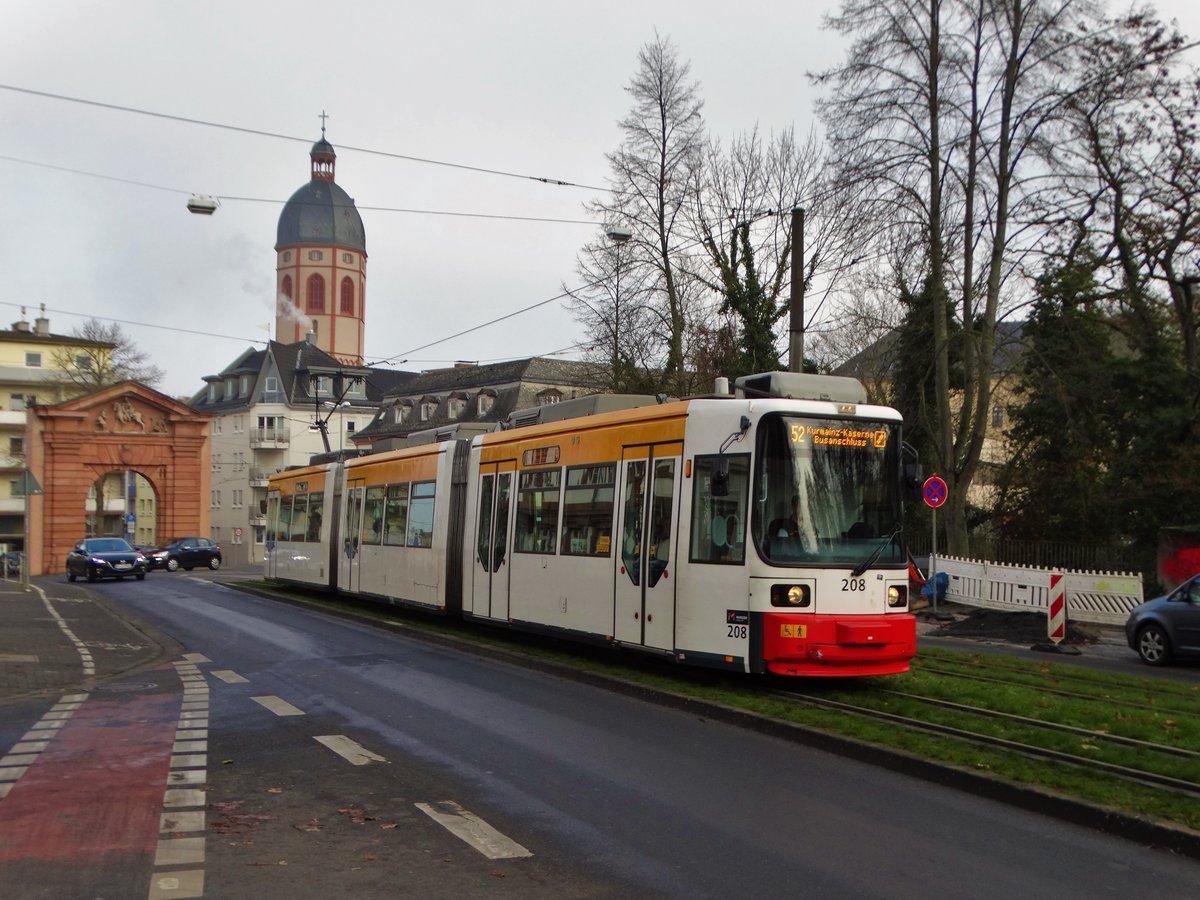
[0,83,612,193]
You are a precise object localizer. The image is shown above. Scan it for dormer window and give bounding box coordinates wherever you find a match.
[476,392,495,415]
[420,398,438,421]
[393,401,412,424]
[537,389,563,406]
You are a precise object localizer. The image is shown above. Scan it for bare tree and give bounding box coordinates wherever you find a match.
[687,127,822,377]
[566,235,660,392]
[815,0,1089,552]
[50,318,165,393]
[591,33,706,396]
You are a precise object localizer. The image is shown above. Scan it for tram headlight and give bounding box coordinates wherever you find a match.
[771,584,811,607]
[887,584,908,608]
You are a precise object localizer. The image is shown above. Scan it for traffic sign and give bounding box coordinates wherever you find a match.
[923,475,948,509]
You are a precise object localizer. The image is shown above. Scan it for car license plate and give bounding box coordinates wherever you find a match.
[115,562,131,570]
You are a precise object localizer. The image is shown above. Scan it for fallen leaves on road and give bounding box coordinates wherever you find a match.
[293,819,323,832]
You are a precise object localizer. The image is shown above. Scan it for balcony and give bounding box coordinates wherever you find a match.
[249,470,272,488]
[249,428,289,449]
[250,513,267,527]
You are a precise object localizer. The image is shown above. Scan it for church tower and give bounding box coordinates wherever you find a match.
[274,123,367,363]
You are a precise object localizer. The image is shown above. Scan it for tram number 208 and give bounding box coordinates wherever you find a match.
[842,578,867,592]
[727,624,748,639]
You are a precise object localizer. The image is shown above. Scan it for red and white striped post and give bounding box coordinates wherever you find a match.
[1047,572,1066,645]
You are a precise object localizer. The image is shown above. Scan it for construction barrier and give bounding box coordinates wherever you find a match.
[933,555,1143,626]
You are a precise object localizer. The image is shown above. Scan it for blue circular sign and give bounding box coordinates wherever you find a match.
[923,475,948,509]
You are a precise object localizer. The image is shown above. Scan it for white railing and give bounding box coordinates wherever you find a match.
[933,555,1143,626]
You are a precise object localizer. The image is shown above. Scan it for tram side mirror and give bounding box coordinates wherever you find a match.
[903,463,924,500]
[711,457,730,497]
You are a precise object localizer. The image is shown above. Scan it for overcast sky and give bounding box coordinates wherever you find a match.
[3,1,1198,398]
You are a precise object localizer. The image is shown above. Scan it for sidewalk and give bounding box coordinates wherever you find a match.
[0,576,179,705]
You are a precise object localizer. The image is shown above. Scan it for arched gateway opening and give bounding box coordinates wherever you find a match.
[26,382,211,576]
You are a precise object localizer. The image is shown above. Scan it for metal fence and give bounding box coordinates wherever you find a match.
[933,555,1144,626]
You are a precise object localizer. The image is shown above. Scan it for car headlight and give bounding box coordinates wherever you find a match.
[887,585,908,607]
[90,557,107,565]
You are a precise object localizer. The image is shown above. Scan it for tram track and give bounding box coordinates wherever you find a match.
[774,687,1200,799]
[912,657,1200,718]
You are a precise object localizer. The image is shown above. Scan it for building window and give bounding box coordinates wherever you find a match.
[207,383,220,403]
[281,275,293,301]
[340,277,355,315]
[283,251,292,263]
[25,352,42,368]
[346,420,356,434]
[265,376,279,394]
[9,437,23,457]
[342,252,353,264]
[393,405,409,424]
[991,405,1005,428]
[306,274,326,313]
[308,250,323,261]
[420,399,437,421]
[75,354,94,370]
[240,375,250,396]
[537,389,562,406]
[477,394,494,415]
[10,394,26,412]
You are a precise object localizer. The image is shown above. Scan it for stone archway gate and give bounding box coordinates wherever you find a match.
[27,381,212,576]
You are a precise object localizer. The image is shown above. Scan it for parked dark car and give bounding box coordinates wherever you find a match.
[146,537,222,572]
[5,551,21,577]
[66,537,148,582]
[1125,574,1200,666]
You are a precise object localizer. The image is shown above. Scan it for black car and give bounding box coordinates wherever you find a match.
[66,538,148,582]
[1125,574,1200,666]
[146,537,223,572]
[4,551,20,577]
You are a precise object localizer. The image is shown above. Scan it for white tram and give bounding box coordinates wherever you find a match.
[265,372,918,677]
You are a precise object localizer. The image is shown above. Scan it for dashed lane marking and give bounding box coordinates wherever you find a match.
[313,735,388,766]
[251,696,306,717]
[415,801,533,860]
[210,670,248,684]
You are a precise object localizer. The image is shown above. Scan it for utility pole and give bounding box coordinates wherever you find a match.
[788,207,805,373]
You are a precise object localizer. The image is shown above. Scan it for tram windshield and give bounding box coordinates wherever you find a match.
[753,415,904,567]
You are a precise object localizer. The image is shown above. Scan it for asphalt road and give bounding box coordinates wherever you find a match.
[2,572,1199,898]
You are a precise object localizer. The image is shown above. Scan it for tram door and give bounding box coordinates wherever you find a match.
[615,443,682,651]
[471,462,515,621]
[264,490,280,580]
[340,479,365,594]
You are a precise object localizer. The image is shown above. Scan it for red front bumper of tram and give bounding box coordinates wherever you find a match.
[760,613,917,677]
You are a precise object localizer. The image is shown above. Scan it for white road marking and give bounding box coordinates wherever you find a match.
[181,653,211,664]
[0,654,37,662]
[154,836,206,866]
[415,801,533,860]
[148,870,204,900]
[251,696,305,717]
[313,735,388,766]
[210,670,248,684]
[415,806,532,864]
[160,810,206,833]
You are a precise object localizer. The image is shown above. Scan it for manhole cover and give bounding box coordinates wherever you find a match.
[91,682,158,692]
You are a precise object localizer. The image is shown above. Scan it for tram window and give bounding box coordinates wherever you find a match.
[305,493,324,542]
[290,494,310,542]
[383,483,409,546]
[278,496,294,542]
[515,468,561,554]
[689,454,750,564]
[266,495,279,542]
[560,463,615,556]
[362,486,385,545]
[407,481,436,547]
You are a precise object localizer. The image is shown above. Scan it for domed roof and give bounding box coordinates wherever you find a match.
[275,180,366,253]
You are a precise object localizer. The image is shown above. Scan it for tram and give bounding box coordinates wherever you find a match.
[265,372,918,677]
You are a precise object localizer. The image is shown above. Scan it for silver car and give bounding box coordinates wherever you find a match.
[1125,575,1200,666]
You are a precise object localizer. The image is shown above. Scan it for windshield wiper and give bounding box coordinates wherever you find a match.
[850,526,902,578]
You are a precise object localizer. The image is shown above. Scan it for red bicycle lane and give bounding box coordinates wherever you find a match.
[0,677,183,894]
